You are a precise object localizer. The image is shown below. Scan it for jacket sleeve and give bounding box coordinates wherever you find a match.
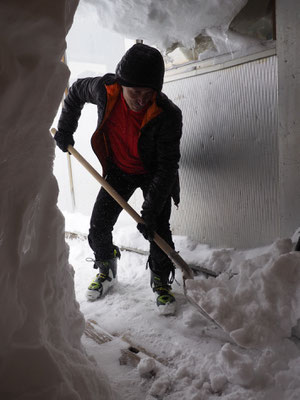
[142,107,182,216]
[57,77,103,135]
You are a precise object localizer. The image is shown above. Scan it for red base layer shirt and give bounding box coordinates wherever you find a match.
[103,91,148,174]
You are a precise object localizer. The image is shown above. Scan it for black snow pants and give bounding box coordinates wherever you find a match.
[88,164,175,279]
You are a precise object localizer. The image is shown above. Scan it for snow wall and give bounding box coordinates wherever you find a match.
[0,1,114,399]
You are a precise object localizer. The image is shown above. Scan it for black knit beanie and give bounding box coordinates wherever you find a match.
[115,43,165,92]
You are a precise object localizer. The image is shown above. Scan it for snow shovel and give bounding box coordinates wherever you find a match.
[51,128,224,327]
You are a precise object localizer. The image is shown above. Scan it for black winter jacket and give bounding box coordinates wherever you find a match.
[57,73,183,216]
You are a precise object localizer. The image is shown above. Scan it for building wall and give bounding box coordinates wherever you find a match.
[276,0,300,240]
[164,56,279,248]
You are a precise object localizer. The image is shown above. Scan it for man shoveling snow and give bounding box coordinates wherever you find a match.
[54,43,183,315]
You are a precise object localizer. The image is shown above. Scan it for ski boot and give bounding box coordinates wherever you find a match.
[149,258,176,315]
[86,247,120,301]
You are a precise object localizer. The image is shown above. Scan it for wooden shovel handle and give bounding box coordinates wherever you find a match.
[51,128,194,280]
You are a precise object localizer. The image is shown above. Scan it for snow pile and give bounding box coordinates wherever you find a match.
[186,238,300,348]
[65,213,300,400]
[84,0,248,51]
[0,1,114,399]
[198,341,300,399]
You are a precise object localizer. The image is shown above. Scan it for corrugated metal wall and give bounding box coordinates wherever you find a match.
[164,56,279,249]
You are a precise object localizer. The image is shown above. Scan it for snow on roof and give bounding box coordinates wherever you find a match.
[84,0,248,50]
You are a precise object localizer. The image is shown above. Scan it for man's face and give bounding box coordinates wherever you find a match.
[122,86,155,112]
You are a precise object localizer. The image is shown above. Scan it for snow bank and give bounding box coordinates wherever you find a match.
[64,214,300,353]
[198,340,300,399]
[186,238,300,348]
[0,1,114,398]
[65,212,300,400]
[84,0,248,51]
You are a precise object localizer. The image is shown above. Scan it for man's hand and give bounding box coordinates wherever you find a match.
[54,130,75,153]
[137,212,156,241]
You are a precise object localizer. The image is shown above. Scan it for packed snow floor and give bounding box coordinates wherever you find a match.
[65,212,300,400]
